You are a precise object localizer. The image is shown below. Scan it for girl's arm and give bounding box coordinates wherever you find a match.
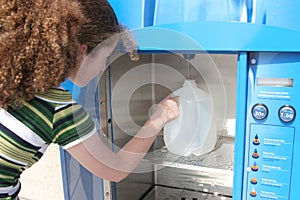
[66,96,178,182]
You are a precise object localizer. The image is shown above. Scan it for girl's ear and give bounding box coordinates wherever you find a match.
[80,44,88,55]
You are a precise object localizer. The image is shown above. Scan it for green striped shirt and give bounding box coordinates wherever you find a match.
[0,88,96,199]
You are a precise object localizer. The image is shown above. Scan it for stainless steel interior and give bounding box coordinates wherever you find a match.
[99,53,237,200]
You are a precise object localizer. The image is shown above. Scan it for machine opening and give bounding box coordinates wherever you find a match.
[99,53,237,200]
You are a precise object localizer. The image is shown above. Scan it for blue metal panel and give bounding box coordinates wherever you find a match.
[233,52,249,200]
[60,149,104,200]
[144,0,156,27]
[59,147,70,200]
[133,21,300,52]
[240,52,300,199]
[107,0,156,29]
[60,78,81,100]
[154,0,245,25]
[254,0,300,31]
[107,0,145,29]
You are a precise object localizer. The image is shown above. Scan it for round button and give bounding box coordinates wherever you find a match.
[279,105,296,123]
[252,103,268,120]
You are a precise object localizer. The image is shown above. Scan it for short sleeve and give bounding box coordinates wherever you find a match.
[52,103,96,149]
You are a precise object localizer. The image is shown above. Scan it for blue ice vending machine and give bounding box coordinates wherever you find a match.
[60,1,300,199]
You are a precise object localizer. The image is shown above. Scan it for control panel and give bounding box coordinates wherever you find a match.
[246,124,294,199]
[241,53,300,200]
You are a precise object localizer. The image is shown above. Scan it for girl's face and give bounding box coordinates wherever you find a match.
[69,38,119,86]
[80,38,119,71]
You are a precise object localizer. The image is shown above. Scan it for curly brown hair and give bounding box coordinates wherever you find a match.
[0,0,138,108]
[77,0,121,53]
[78,0,139,60]
[0,0,85,107]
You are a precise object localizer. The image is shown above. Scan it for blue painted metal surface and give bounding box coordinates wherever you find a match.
[133,21,300,52]
[254,0,300,31]
[238,52,300,199]
[153,0,245,25]
[107,0,156,29]
[107,0,145,29]
[233,52,249,200]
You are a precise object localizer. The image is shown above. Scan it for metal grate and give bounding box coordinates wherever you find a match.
[142,185,232,200]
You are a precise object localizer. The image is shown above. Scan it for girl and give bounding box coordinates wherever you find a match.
[0,0,178,199]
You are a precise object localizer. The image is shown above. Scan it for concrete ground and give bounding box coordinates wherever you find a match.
[19,144,65,200]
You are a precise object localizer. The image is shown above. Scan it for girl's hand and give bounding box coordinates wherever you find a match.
[150,94,179,126]
[160,94,179,123]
